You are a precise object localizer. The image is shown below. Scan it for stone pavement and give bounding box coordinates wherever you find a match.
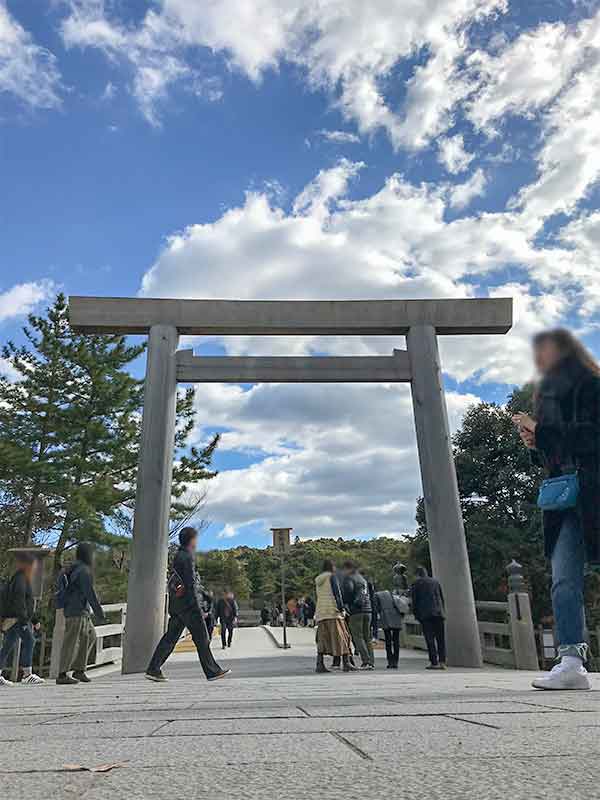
[2,627,600,800]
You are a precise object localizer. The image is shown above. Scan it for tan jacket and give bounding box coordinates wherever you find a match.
[314,571,344,623]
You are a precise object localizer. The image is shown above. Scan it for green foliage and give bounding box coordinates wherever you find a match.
[195,536,412,603]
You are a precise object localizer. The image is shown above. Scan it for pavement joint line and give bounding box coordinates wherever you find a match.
[295,706,311,716]
[330,732,373,761]
[511,699,588,712]
[148,720,173,736]
[1,713,322,729]
[445,715,502,730]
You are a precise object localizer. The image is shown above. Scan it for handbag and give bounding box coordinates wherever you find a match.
[537,472,579,511]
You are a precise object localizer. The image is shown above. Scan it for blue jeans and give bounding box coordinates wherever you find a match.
[551,512,587,659]
[0,623,35,670]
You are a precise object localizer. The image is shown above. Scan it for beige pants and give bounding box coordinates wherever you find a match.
[59,615,96,673]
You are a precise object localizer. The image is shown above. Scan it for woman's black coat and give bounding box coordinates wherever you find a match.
[534,365,600,562]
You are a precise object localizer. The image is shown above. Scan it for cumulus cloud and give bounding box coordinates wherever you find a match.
[60,1,218,126]
[467,10,600,133]
[448,168,488,209]
[58,0,507,142]
[514,58,600,224]
[438,134,475,174]
[190,381,479,539]
[0,280,54,323]
[0,2,62,110]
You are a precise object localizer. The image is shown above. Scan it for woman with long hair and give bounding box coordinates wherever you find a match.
[513,329,600,690]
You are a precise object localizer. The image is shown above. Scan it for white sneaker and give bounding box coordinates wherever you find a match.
[21,673,45,686]
[0,675,15,687]
[532,661,591,690]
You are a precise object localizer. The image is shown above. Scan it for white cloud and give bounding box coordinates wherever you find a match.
[513,57,600,224]
[467,10,600,133]
[61,2,209,126]
[217,523,239,539]
[59,0,507,142]
[0,280,54,323]
[448,167,488,209]
[0,2,62,110]
[438,134,475,174]
[318,129,361,144]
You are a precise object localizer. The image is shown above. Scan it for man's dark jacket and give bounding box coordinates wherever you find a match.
[410,577,445,622]
[169,546,207,617]
[215,597,240,623]
[3,571,37,625]
[63,560,104,619]
[340,572,372,615]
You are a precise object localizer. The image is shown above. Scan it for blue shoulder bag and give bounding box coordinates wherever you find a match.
[536,383,581,512]
[537,472,579,511]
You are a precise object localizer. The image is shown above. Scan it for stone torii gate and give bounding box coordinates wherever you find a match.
[69,296,512,673]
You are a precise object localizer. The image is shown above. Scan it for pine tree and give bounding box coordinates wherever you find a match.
[0,295,71,548]
[0,295,219,574]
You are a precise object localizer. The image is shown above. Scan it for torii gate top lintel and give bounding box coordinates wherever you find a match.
[69,296,512,336]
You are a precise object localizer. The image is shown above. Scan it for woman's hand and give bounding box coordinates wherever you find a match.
[512,412,537,433]
[520,428,536,449]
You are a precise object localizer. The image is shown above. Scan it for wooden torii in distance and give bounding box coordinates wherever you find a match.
[69,296,513,673]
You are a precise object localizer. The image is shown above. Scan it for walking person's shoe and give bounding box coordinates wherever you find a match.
[359,663,375,671]
[342,655,358,672]
[72,670,92,683]
[0,675,15,687]
[331,656,341,670]
[21,673,45,685]
[426,663,441,670]
[532,660,591,691]
[207,669,231,682]
[145,669,168,683]
[56,672,79,685]
[438,662,448,670]
[315,654,331,673]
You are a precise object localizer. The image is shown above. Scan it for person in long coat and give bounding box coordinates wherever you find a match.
[314,560,355,673]
[514,328,600,690]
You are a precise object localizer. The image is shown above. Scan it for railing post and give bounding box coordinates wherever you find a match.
[506,559,539,670]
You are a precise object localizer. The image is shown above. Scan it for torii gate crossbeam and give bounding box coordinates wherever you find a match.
[69,296,512,673]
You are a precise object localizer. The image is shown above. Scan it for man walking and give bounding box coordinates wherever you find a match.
[340,560,374,670]
[146,528,230,682]
[411,566,447,670]
[0,552,45,686]
[215,589,239,649]
[57,542,105,685]
[373,588,404,669]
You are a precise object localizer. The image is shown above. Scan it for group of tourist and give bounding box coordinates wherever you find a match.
[313,559,446,672]
[1,328,599,691]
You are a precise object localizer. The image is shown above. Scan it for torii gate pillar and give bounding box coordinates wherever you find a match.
[407,326,482,667]
[122,325,179,674]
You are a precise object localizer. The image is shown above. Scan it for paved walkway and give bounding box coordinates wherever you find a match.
[2,627,600,799]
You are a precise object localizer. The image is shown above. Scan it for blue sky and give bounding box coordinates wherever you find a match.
[2,0,600,549]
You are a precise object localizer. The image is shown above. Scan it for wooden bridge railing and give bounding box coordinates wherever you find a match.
[400,560,539,670]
